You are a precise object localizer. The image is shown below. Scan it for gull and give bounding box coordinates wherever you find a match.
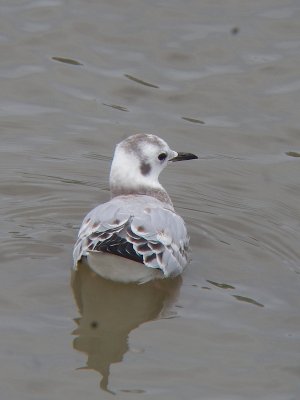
[73,133,198,283]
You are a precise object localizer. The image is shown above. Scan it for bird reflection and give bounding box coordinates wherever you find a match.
[71,262,182,393]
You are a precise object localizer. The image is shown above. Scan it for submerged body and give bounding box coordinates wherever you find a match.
[73,133,197,283]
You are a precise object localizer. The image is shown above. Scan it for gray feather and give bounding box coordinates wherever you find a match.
[73,195,189,277]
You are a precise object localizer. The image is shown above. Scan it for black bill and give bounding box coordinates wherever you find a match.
[170,152,198,162]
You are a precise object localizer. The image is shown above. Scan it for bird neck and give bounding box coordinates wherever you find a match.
[110,182,174,207]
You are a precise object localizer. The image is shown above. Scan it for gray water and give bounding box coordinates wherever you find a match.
[0,0,300,399]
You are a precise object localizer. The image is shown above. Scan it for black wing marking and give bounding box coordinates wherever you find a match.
[93,232,144,264]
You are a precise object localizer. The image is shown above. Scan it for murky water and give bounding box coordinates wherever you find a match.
[1,0,300,398]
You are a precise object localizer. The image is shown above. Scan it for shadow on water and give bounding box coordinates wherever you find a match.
[71,263,182,394]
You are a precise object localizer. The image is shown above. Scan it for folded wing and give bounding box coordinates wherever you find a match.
[73,196,189,277]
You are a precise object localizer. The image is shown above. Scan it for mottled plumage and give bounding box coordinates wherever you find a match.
[73,133,197,283]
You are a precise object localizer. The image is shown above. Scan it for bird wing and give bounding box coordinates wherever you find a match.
[73,196,189,277]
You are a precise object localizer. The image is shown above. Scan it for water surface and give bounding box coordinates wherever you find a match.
[0,0,300,398]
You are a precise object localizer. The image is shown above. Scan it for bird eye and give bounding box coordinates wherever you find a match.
[158,152,167,161]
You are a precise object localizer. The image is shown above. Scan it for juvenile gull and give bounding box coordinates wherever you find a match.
[73,133,198,283]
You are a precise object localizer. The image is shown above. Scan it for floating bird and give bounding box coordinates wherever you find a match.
[73,133,198,283]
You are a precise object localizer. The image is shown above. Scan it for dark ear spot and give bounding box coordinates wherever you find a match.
[140,162,151,176]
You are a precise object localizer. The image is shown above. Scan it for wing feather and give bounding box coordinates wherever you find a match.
[73,196,189,277]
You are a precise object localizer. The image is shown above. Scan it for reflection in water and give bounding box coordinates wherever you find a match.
[71,262,181,393]
[206,280,235,290]
[123,74,159,88]
[52,56,83,66]
[232,295,264,308]
[181,116,205,124]
[102,103,129,112]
